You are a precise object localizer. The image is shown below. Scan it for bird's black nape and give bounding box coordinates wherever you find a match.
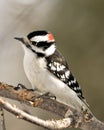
[27,30,48,40]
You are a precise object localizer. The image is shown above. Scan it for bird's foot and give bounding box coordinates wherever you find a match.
[14,83,34,91]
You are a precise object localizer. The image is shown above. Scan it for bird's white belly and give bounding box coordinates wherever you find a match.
[23,52,86,109]
[23,52,65,92]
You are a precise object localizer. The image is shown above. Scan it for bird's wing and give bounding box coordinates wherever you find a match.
[46,50,84,100]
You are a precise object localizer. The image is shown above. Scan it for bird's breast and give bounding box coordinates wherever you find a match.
[23,50,86,109]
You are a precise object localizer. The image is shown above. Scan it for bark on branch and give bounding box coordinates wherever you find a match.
[0,82,104,130]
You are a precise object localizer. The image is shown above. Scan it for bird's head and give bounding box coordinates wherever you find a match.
[15,30,56,57]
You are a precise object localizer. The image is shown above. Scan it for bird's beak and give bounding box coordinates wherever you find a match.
[14,37,30,45]
[14,37,24,43]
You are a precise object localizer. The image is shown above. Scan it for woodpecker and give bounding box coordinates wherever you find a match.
[15,30,88,108]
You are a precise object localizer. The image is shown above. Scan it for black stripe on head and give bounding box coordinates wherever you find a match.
[27,30,48,40]
[31,49,45,57]
[24,43,45,58]
[36,52,45,57]
[36,41,54,50]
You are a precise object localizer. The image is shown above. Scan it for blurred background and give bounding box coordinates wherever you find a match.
[0,0,104,130]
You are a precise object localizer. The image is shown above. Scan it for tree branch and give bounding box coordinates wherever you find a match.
[0,96,72,129]
[0,82,104,130]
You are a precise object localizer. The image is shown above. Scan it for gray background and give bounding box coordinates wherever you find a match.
[0,0,104,130]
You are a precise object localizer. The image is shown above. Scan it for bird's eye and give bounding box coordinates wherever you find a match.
[32,41,37,45]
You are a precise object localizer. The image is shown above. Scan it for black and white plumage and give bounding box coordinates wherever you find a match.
[15,30,87,108]
[46,50,84,100]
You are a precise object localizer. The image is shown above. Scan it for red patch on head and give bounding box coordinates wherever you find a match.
[48,33,55,41]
